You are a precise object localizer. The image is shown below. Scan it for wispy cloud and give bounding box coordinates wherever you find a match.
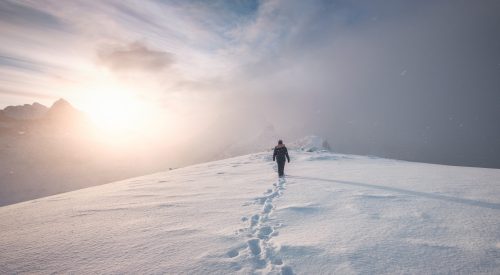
[0,0,66,31]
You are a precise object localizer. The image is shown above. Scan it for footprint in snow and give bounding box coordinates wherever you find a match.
[263,202,273,214]
[250,214,260,227]
[248,239,262,255]
[257,226,273,240]
[229,177,291,273]
[281,265,294,275]
[227,249,239,258]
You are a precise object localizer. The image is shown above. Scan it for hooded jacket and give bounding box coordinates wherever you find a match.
[273,144,290,162]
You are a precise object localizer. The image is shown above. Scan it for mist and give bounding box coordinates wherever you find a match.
[195,0,500,168]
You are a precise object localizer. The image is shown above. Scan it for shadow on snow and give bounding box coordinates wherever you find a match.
[288,176,500,210]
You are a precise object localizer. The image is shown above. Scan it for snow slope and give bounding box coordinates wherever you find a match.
[1,149,500,274]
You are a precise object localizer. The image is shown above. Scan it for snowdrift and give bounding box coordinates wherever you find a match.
[1,149,500,274]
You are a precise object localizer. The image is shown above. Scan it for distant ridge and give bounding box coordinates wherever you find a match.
[1,102,48,120]
[0,98,86,122]
[45,98,85,122]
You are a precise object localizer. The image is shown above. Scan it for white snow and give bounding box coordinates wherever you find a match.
[1,149,500,274]
[288,135,330,152]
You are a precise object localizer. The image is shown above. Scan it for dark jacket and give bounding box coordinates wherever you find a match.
[273,144,290,162]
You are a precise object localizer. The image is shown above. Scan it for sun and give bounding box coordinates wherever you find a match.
[86,93,143,131]
[78,83,154,137]
[68,69,176,143]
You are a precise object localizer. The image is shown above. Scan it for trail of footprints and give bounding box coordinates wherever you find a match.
[228,178,294,275]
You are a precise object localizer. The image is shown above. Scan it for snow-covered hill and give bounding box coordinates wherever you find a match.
[1,149,499,274]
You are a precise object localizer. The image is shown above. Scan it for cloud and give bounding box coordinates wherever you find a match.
[0,54,46,73]
[195,0,500,168]
[97,42,174,72]
[0,0,66,31]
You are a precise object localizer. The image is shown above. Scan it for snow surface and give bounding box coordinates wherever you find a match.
[1,150,500,274]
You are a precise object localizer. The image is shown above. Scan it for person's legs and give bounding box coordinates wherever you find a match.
[277,160,285,177]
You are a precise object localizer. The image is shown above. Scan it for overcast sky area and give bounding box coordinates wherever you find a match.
[1,0,499,168]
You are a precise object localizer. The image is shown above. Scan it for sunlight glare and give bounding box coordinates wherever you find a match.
[80,83,153,137]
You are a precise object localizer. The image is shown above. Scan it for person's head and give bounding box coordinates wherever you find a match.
[278,139,283,145]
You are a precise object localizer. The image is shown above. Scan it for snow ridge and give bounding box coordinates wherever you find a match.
[2,149,500,274]
[228,175,293,274]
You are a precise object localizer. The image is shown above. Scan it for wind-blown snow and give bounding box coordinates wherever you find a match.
[288,135,331,152]
[1,150,500,274]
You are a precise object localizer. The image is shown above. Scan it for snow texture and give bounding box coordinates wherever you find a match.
[1,149,500,274]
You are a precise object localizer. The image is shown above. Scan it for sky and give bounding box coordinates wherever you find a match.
[1,0,500,168]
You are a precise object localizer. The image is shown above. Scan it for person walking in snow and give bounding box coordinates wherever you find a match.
[273,139,290,178]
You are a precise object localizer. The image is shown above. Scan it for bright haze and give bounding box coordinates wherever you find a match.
[0,1,499,204]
